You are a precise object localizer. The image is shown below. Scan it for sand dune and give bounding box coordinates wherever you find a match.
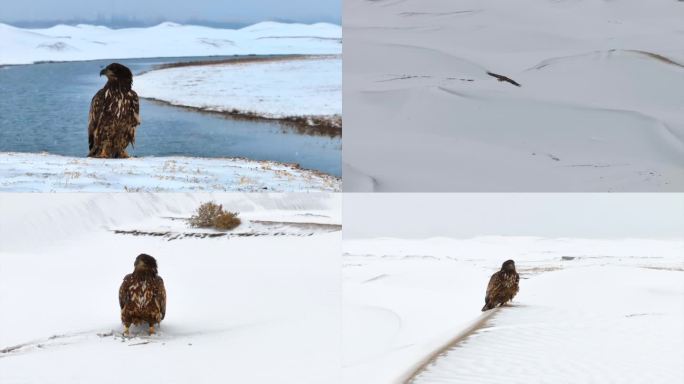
[344,0,684,191]
[412,267,684,384]
[0,193,342,383]
[0,21,341,65]
[343,237,684,383]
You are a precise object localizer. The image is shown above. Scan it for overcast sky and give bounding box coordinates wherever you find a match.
[344,194,684,239]
[0,0,340,25]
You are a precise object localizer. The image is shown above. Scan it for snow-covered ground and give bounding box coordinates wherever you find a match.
[343,0,684,191]
[0,152,340,192]
[136,56,341,123]
[0,193,342,383]
[0,22,341,65]
[343,237,684,383]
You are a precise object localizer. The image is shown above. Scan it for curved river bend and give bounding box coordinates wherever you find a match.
[0,56,341,176]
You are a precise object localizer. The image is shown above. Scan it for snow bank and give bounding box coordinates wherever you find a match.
[0,193,341,383]
[344,0,684,191]
[0,193,340,253]
[343,237,684,383]
[0,21,341,65]
[0,152,341,192]
[414,266,684,384]
[135,56,341,121]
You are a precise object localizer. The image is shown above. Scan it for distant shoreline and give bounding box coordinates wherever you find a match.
[139,54,342,136]
[144,96,341,137]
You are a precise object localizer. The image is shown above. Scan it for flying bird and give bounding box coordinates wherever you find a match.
[482,259,519,311]
[486,71,522,87]
[119,254,166,335]
[88,63,140,158]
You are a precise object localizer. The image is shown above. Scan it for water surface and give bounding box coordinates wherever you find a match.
[0,56,341,176]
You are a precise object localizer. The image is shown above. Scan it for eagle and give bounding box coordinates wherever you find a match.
[486,71,522,87]
[119,254,166,335]
[482,259,519,311]
[88,63,140,158]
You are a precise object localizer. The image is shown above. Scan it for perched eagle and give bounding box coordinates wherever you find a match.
[482,259,519,311]
[119,254,166,335]
[88,63,140,158]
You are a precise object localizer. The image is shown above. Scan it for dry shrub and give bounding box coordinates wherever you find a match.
[189,202,241,231]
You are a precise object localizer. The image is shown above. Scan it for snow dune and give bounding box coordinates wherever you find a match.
[343,237,684,383]
[0,152,341,192]
[412,267,684,384]
[344,0,684,191]
[135,55,341,123]
[0,193,341,383]
[0,21,341,65]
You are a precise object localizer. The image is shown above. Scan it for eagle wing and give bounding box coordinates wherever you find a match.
[88,89,106,153]
[486,71,521,87]
[154,276,166,320]
[485,271,500,301]
[127,90,140,147]
[513,272,520,296]
[119,274,132,309]
[482,271,503,311]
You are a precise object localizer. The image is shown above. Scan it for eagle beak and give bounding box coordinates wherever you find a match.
[100,68,107,76]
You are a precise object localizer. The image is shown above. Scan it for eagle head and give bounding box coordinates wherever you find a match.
[100,63,133,87]
[501,259,516,272]
[134,253,158,275]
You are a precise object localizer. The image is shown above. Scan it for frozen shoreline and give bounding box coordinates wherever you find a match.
[135,55,342,130]
[0,152,341,192]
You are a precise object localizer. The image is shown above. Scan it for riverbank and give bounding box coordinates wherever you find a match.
[0,152,341,192]
[135,55,342,133]
[0,57,341,176]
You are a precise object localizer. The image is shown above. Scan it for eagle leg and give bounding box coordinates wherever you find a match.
[123,324,130,336]
[149,325,155,335]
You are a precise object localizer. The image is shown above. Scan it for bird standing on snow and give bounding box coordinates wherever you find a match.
[88,63,140,158]
[482,259,519,311]
[119,254,166,335]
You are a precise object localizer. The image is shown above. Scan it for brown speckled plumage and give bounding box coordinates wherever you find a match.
[482,260,519,311]
[88,63,140,158]
[119,254,166,330]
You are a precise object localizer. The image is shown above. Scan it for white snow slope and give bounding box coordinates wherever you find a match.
[0,152,340,192]
[0,193,341,384]
[343,0,684,191]
[135,56,342,120]
[343,237,684,384]
[0,21,341,65]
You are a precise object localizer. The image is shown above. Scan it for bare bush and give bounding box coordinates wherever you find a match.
[189,202,241,231]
